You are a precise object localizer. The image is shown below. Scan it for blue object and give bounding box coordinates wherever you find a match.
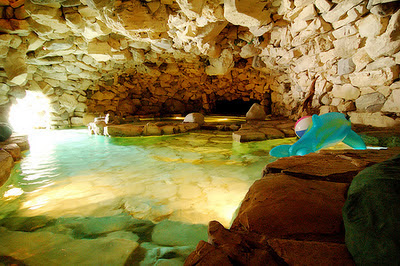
[270,112,366,157]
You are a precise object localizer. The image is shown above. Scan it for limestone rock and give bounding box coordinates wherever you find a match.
[349,66,400,87]
[355,92,386,112]
[381,89,400,113]
[332,84,360,100]
[337,58,356,75]
[59,93,78,113]
[0,149,13,186]
[205,49,234,75]
[246,103,266,120]
[349,112,400,127]
[183,113,205,125]
[224,0,270,27]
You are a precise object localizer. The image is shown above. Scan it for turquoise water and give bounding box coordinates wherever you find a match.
[0,129,295,265]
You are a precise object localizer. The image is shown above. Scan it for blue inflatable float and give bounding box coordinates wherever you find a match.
[270,112,366,158]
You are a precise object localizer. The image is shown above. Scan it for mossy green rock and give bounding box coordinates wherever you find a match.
[0,123,12,142]
[343,153,400,265]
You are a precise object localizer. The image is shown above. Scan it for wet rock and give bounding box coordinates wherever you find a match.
[231,173,348,238]
[268,239,355,265]
[0,227,139,265]
[1,143,21,161]
[0,149,13,187]
[152,220,208,247]
[144,123,162,136]
[140,242,192,266]
[232,130,266,142]
[105,124,143,137]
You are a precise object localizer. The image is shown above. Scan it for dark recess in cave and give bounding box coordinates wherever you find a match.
[213,99,259,116]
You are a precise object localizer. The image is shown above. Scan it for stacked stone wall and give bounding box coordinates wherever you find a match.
[0,0,398,128]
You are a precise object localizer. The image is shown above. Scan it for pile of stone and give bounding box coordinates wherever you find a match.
[185,147,400,265]
[0,0,399,130]
[88,112,245,137]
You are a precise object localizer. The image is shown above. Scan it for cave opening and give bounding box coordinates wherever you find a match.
[9,91,51,133]
[213,99,260,116]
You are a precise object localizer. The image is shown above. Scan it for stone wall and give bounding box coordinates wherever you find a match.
[0,0,399,127]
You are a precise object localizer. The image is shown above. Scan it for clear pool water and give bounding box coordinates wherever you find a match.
[0,129,296,265]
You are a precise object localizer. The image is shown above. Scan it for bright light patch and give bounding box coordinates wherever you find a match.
[9,91,51,133]
[3,187,24,198]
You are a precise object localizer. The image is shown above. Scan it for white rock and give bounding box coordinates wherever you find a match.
[332,24,357,39]
[224,0,271,27]
[352,47,373,72]
[355,92,386,112]
[337,58,356,75]
[365,57,396,71]
[314,0,333,13]
[322,0,363,23]
[349,112,399,127]
[87,40,112,62]
[357,13,386,38]
[349,66,400,87]
[59,93,78,113]
[332,84,360,100]
[333,35,361,58]
[382,89,400,113]
[240,43,260,58]
[205,49,234,75]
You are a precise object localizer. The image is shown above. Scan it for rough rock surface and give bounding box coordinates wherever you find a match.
[185,147,400,265]
[0,0,399,128]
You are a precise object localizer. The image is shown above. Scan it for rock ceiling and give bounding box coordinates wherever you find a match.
[0,0,400,127]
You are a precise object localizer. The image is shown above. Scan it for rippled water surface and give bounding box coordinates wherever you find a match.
[0,129,296,265]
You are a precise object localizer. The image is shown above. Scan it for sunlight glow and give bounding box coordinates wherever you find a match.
[9,91,51,133]
[3,187,24,198]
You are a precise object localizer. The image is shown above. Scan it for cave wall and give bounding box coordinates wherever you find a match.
[0,0,399,128]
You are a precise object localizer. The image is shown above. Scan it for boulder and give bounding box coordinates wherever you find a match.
[0,123,12,142]
[343,153,400,265]
[183,113,205,125]
[355,92,386,112]
[230,173,348,237]
[143,123,162,136]
[105,124,143,137]
[381,89,400,113]
[246,103,266,120]
[1,143,21,161]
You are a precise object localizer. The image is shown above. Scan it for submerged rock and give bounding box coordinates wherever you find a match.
[152,220,208,247]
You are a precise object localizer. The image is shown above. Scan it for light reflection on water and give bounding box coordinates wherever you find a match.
[0,129,296,226]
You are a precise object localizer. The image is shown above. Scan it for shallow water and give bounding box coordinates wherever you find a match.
[0,129,296,265]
